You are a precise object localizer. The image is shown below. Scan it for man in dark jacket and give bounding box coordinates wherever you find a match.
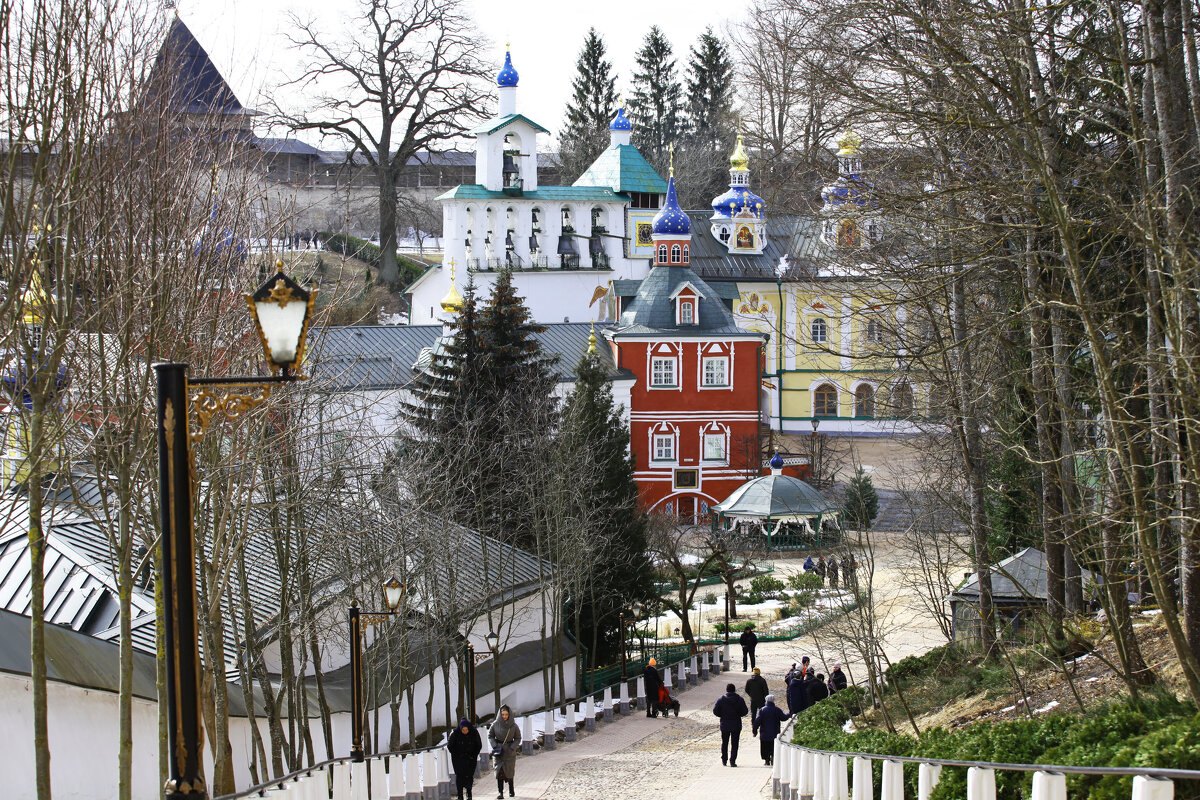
[448,718,483,800]
[828,556,840,590]
[739,627,759,671]
[815,555,827,586]
[643,658,662,718]
[745,667,769,735]
[786,671,807,715]
[808,673,830,705]
[712,682,749,767]
[755,696,790,765]
[829,663,847,692]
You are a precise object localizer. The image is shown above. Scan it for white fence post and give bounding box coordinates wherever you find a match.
[521,715,536,754]
[349,760,369,800]
[773,739,783,797]
[690,655,700,685]
[369,757,388,800]
[813,753,830,800]
[421,751,438,798]
[852,757,873,800]
[798,749,812,798]
[829,755,849,800]
[603,687,614,722]
[678,662,688,690]
[585,695,597,731]
[543,709,556,750]
[332,762,352,800]
[636,676,647,709]
[779,744,793,800]
[881,759,904,800]
[967,767,995,800]
[664,664,674,689]
[918,763,942,800]
[1132,776,1175,800]
[619,681,631,715]
[437,748,452,798]
[1031,771,1066,800]
[565,705,578,742]
[403,754,421,800]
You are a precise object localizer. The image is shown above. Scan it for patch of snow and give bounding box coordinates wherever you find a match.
[842,719,858,734]
[1141,608,1163,616]
[1034,700,1060,714]
[1086,677,1100,683]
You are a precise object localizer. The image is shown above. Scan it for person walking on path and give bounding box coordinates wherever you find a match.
[828,556,840,590]
[756,696,790,766]
[815,555,827,587]
[786,670,807,715]
[739,626,759,671]
[803,555,815,574]
[784,662,798,686]
[829,663,847,692]
[448,718,483,800]
[745,667,769,735]
[713,682,749,767]
[643,658,662,718]
[808,673,830,705]
[488,705,521,799]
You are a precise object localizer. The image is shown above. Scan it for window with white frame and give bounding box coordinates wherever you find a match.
[651,356,677,386]
[671,244,682,263]
[658,244,668,262]
[653,434,675,461]
[683,245,690,263]
[811,317,828,343]
[703,433,726,461]
[680,300,694,325]
[702,356,729,386]
[866,318,882,344]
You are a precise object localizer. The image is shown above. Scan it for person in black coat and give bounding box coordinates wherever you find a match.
[643,658,662,718]
[745,668,769,735]
[786,671,807,715]
[808,673,830,705]
[448,718,483,800]
[712,682,749,767]
[829,663,848,692]
[739,627,759,671]
[755,696,791,765]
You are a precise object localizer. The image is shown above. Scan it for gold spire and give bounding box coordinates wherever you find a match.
[21,271,48,326]
[730,129,749,172]
[836,129,862,156]
[669,142,675,178]
[439,258,464,313]
[587,323,598,355]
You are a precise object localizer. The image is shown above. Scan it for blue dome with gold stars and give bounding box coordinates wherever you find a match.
[610,107,632,131]
[712,186,765,220]
[652,176,691,236]
[497,50,519,88]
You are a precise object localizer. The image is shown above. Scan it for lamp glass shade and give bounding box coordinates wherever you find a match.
[246,271,314,371]
[485,630,499,653]
[631,601,644,620]
[383,577,405,611]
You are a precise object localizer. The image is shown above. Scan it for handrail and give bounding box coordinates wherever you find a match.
[213,745,430,800]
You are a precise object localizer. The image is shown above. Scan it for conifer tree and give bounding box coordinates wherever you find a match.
[558,28,619,184]
[558,344,651,662]
[683,28,735,204]
[629,26,682,171]
[843,466,879,531]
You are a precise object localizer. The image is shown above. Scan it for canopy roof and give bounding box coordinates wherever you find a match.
[713,474,839,520]
[954,546,1100,601]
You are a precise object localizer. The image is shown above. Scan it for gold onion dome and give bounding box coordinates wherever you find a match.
[21,271,48,326]
[837,129,862,157]
[587,323,598,355]
[440,260,464,313]
[729,133,750,171]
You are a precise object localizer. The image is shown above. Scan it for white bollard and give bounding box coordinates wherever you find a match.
[369,757,389,800]
[421,751,438,798]
[332,762,352,800]
[918,763,942,800]
[690,656,700,685]
[773,739,783,797]
[829,755,849,800]
[619,681,631,715]
[521,715,536,754]
[797,749,812,798]
[565,705,578,742]
[665,665,674,689]
[437,748,452,799]
[813,753,829,800]
[723,643,731,670]
[585,695,597,731]
[1031,771,1066,800]
[543,709,556,750]
[603,686,614,722]
[678,663,688,690]
[779,744,793,800]
[852,757,873,800]
[636,676,647,709]
[966,767,995,800]
[881,760,904,800]
[349,760,369,800]
[403,754,421,800]
[1132,776,1175,800]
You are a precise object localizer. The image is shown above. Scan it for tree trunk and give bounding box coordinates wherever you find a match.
[28,395,51,800]
[377,163,400,285]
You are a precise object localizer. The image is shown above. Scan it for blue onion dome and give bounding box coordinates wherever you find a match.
[610,106,632,131]
[651,176,691,236]
[769,451,784,470]
[711,187,766,219]
[496,50,519,88]
[2,362,69,410]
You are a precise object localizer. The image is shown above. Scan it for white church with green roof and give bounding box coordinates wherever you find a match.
[405,49,669,325]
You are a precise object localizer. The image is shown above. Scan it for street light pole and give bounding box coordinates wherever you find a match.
[349,578,406,762]
[619,611,628,679]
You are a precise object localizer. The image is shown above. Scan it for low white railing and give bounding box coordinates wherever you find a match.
[772,717,1197,800]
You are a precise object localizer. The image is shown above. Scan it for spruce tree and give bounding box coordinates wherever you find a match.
[558,345,651,662]
[843,467,879,531]
[558,28,619,184]
[629,26,683,171]
[683,28,735,204]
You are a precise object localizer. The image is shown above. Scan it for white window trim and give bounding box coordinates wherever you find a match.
[652,434,675,461]
[700,355,730,388]
[649,423,679,465]
[701,425,729,464]
[649,355,678,388]
[810,316,829,344]
[678,299,695,326]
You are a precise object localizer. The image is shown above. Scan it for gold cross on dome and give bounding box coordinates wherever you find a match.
[268,278,295,308]
[448,257,457,280]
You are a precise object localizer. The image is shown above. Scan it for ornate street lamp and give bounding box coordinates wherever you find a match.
[156,261,315,800]
[486,629,501,716]
[466,630,499,723]
[349,577,407,762]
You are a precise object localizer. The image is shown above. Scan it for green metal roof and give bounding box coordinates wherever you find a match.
[575,144,667,194]
[713,474,840,520]
[436,184,628,202]
[470,113,550,135]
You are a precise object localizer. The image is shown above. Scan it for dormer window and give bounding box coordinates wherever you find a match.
[670,244,681,263]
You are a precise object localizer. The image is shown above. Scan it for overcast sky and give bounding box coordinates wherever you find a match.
[174,0,746,149]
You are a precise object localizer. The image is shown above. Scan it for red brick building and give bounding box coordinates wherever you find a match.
[604,174,768,520]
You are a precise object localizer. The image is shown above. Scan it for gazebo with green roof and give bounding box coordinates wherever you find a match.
[712,455,841,550]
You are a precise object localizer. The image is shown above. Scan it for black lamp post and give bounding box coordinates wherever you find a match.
[486,629,500,717]
[156,263,315,800]
[349,577,406,762]
[466,630,499,722]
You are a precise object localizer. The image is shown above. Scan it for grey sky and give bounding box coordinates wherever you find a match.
[174,0,745,148]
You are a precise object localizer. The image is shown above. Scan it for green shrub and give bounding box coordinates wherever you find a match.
[703,592,717,605]
[751,575,786,596]
[318,231,425,286]
[744,592,765,605]
[788,572,823,591]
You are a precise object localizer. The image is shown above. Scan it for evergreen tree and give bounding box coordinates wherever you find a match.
[629,26,683,171]
[843,467,879,530]
[558,344,651,663]
[682,28,736,205]
[558,28,619,184]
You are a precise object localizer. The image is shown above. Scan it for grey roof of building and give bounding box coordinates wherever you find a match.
[684,211,828,282]
[311,322,630,392]
[953,547,1100,601]
[256,137,326,157]
[144,17,254,117]
[712,475,840,519]
[609,266,765,338]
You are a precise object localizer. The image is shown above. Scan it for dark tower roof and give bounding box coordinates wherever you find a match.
[143,17,253,117]
[610,265,759,337]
